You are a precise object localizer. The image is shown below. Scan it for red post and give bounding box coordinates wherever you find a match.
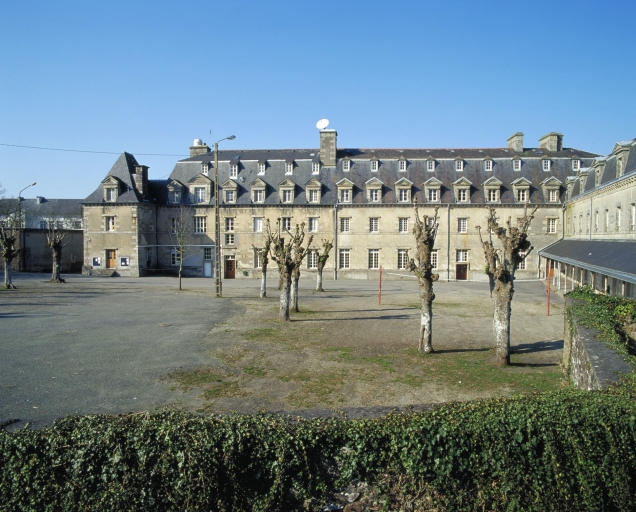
[378,265,383,305]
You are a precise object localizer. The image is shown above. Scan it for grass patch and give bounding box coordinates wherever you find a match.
[242,365,267,377]
[169,367,240,400]
[361,355,395,372]
[322,346,356,361]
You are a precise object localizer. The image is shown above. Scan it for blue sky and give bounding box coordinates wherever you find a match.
[1,0,635,198]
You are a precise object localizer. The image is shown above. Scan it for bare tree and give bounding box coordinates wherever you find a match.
[407,204,439,353]
[315,239,333,292]
[170,206,193,291]
[46,221,66,283]
[290,224,313,312]
[266,220,312,322]
[477,206,537,367]
[253,238,272,299]
[0,219,19,289]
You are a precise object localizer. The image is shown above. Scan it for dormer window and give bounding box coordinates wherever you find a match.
[230,164,238,179]
[572,159,580,171]
[455,160,464,172]
[513,158,521,172]
[225,189,235,203]
[105,187,117,202]
[427,160,435,172]
[487,189,499,202]
[484,159,493,172]
[370,159,378,172]
[548,189,559,202]
[258,162,266,175]
[305,178,321,204]
[398,189,410,202]
[458,189,468,202]
[428,189,439,202]
[369,189,380,202]
[201,163,210,176]
[342,159,350,172]
[308,189,319,203]
[542,159,551,172]
[340,189,351,203]
[285,161,294,175]
[517,189,528,202]
[252,189,264,203]
[194,187,206,203]
[282,190,293,203]
[398,159,407,172]
[169,189,181,204]
[336,178,354,203]
[312,162,321,175]
[278,179,295,204]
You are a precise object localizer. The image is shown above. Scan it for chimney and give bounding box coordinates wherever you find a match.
[319,129,337,167]
[133,165,149,198]
[506,132,524,152]
[539,132,563,152]
[189,138,210,157]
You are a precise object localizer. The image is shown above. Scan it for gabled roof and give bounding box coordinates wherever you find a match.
[278,178,295,187]
[423,177,443,186]
[304,177,321,188]
[483,176,503,186]
[453,177,473,186]
[365,177,384,186]
[188,173,212,184]
[394,177,413,186]
[84,152,144,204]
[336,177,354,187]
[541,176,563,186]
[511,177,532,186]
[222,179,238,188]
[250,177,266,188]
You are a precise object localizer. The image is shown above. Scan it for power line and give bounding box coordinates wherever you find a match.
[0,143,187,157]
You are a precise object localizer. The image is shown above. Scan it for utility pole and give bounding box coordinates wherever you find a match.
[214,136,235,297]
[18,182,36,271]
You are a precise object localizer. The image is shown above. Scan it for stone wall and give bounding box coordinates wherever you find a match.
[562,298,632,390]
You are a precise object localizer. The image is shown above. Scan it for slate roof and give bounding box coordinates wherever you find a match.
[539,240,636,283]
[170,145,597,206]
[0,198,82,218]
[83,152,146,204]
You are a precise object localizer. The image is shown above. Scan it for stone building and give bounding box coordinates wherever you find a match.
[83,130,597,280]
[539,139,636,298]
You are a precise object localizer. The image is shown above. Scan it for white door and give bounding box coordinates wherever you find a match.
[204,261,212,277]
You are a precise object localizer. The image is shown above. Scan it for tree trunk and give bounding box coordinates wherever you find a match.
[50,246,64,283]
[279,269,291,322]
[4,259,15,289]
[178,263,183,291]
[418,280,434,353]
[291,274,299,312]
[493,281,513,366]
[316,269,323,292]
[260,267,267,298]
[278,272,283,291]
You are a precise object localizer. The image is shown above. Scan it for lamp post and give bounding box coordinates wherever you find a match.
[18,182,36,271]
[214,135,236,297]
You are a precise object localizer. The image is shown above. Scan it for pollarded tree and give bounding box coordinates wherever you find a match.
[290,224,314,312]
[477,206,537,367]
[315,239,333,292]
[0,220,19,289]
[170,205,193,291]
[254,238,272,299]
[46,220,66,283]
[407,204,439,353]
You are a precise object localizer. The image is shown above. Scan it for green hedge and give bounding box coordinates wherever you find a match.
[2,387,634,511]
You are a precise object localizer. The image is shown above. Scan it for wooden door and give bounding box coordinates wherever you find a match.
[224,256,235,279]
[106,249,116,269]
[456,263,468,280]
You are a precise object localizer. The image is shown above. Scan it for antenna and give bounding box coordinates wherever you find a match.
[315,118,330,130]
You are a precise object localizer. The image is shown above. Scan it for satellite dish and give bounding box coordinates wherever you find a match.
[315,118,330,130]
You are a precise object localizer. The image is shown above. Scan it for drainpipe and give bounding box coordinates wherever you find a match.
[333,203,338,280]
[446,203,451,281]
[589,195,593,240]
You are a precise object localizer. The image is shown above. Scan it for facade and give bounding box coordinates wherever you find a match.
[83,130,597,280]
[539,139,636,298]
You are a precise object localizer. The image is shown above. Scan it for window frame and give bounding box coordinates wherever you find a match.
[340,217,351,233]
[308,217,319,233]
[194,215,207,233]
[105,216,116,232]
[398,217,409,233]
[253,217,263,233]
[397,249,409,270]
[338,248,350,269]
[369,217,379,233]
[457,217,468,233]
[368,249,379,270]
[456,249,468,262]
[281,217,292,232]
[194,186,207,203]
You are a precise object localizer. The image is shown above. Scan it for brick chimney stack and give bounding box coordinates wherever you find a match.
[319,129,337,167]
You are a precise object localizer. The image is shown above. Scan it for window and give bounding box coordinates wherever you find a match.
[518,251,527,270]
[339,189,351,203]
[572,159,580,171]
[371,160,378,172]
[455,160,463,171]
[547,218,557,233]
[254,248,262,268]
[340,217,350,233]
[258,162,266,175]
[428,189,439,202]
[338,248,350,269]
[542,159,551,172]
[398,217,409,233]
[253,189,264,203]
[282,189,293,203]
[484,160,493,171]
[105,187,117,202]
[230,164,238,179]
[204,247,212,260]
[343,160,350,172]
[307,249,318,269]
[201,163,209,176]
[225,217,234,232]
[368,249,379,269]
[169,189,181,204]
[225,233,235,245]
[171,248,181,266]
[397,249,409,270]
[308,217,318,232]
[430,250,438,269]
[253,217,263,233]
[285,162,293,175]
[458,218,467,233]
[312,162,320,174]
[194,216,207,233]
[548,189,559,202]
[40,220,48,229]
[398,160,406,172]
[487,189,499,202]
[225,189,235,203]
[369,189,380,202]
[105,216,115,231]
[369,217,379,232]
[456,249,468,262]
[281,217,291,231]
[517,189,528,202]
[194,187,206,203]
[308,189,319,203]
[398,189,410,202]
[427,160,435,172]
[513,159,521,172]
[457,189,468,202]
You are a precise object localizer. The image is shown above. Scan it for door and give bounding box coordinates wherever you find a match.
[456,263,468,280]
[224,256,235,279]
[203,247,212,277]
[106,249,116,269]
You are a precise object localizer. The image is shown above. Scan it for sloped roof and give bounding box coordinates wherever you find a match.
[83,152,143,203]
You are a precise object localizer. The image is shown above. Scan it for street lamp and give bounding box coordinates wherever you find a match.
[17,182,36,270]
[214,135,236,297]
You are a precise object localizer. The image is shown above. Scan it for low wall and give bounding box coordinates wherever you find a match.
[563,298,632,390]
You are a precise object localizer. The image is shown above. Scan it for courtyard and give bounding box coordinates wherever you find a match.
[0,273,565,429]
